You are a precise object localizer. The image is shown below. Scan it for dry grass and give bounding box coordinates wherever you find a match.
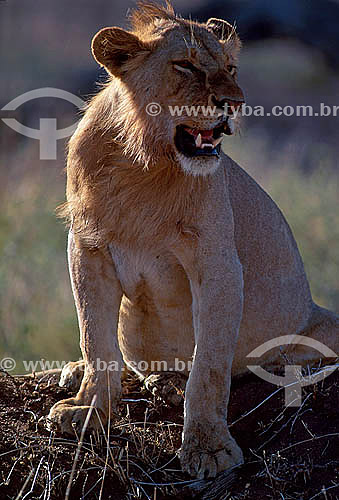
[0,365,338,499]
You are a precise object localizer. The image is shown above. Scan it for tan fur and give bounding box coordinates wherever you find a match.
[49,2,338,479]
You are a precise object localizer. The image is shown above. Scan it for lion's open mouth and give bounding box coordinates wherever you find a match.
[174,119,234,158]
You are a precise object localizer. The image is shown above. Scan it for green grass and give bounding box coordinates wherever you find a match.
[226,133,339,314]
[0,137,338,373]
[0,149,80,373]
[265,166,339,312]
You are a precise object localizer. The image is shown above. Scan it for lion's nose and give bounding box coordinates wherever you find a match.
[211,95,245,112]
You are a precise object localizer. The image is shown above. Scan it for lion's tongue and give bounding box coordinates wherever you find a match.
[200,130,214,140]
[185,127,215,148]
[185,127,213,140]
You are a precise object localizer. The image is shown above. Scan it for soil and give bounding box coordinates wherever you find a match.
[0,367,338,500]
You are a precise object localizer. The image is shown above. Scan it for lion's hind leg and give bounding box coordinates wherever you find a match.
[59,360,85,392]
[289,304,339,365]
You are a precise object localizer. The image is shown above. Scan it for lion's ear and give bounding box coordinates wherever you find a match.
[206,18,241,51]
[91,27,150,76]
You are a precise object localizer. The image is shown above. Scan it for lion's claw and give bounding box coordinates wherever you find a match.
[180,439,244,478]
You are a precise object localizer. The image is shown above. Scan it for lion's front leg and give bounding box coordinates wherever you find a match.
[174,220,244,478]
[48,231,123,435]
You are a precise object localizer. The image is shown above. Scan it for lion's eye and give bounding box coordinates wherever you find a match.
[227,65,237,77]
[173,60,197,75]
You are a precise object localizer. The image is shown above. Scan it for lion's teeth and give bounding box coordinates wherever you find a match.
[195,133,202,148]
[213,136,223,147]
[201,143,213,149]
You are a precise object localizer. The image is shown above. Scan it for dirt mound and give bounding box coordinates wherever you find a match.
[0,368,338,499]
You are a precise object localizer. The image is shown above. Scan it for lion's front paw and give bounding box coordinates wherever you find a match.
[179,426,243,479]
[47,398,106,435]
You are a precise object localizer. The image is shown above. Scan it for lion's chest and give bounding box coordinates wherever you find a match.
[109,243,191,308]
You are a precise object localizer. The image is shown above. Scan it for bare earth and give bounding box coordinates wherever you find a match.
[0,370,337,499]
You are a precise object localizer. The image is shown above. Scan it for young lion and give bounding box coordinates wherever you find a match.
[48,2,338,479]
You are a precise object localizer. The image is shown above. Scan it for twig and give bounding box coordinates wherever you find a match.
[22,456,44,499]
[279,433,339,454]
[149,454,178,474]
[4,456,21,485]
[230,385,284,427]
[14,469,34,500]
[308,483,339,500]
[64,394,97,500]
[301,419,315,439]
[0,368,16,379]
[43,460,52,500]
[99,370,111,500]
[114,421,182,429]
[230,365,338,428]
[290,394,313,434]
[82,476,106,499]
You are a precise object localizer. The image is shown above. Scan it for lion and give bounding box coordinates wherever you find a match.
[48,1,338,479]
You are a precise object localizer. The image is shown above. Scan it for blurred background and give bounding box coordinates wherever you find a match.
[1,0,338,373]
